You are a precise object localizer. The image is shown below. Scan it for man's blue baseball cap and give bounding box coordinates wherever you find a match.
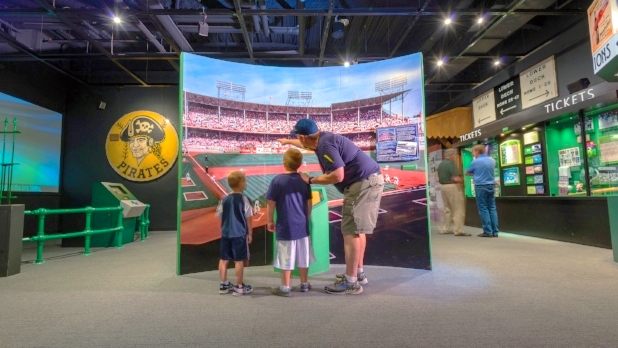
[290,118,319,136]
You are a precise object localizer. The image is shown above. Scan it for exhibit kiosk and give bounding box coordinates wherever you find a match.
[273,186,330,276]
[90,182,147,248]
[455,81,618,253]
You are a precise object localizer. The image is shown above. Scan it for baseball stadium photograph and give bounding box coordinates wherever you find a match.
[178,53,429,275]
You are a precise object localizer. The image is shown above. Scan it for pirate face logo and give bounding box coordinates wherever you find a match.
[106,111,178,182]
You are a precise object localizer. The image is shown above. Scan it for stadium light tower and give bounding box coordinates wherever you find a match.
[216,81,246,102]
[375,75,408,121]
[286,91,313,107]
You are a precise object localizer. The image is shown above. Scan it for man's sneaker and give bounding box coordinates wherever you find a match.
[335,272,368,285]
[219,282,234,294]
[270,287,291,297]
[233,283,253,297]
[325,278,363,295]
[299,283,312,292]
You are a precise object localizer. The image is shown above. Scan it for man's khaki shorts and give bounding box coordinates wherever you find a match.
[341,173,384,234]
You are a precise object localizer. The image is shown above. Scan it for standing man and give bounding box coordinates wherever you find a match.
[437,149,469,236]
[466,144,499,237]
[279,119,384,295]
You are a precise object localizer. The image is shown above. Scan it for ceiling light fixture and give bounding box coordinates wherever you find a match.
[437,59,443,67]
[331,16,349,39]
[113,16,121,24]
[344,61,350,67]
[478,16,484,24]
[494,60,501,66]
[198,8,209,37]
[445,18,452,25]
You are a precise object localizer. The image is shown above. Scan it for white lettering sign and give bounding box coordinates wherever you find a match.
[520,56,558,109]
[472,89,496,127]
[593,33,618,74]
[543,89,595,113]
[458,129,482,142]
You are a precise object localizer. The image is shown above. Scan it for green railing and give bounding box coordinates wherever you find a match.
[137,204,151,241]
[23,205,151,264]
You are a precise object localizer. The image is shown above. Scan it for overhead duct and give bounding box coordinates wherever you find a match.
[217,0,259,32]
[259,0,270,36]
[146,0,193,52]
[251,4,261,33]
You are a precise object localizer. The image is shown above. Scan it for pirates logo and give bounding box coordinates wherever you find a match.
[106,111,178,182]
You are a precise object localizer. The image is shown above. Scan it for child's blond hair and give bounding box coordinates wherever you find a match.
[283,148,303,171]
[227,171,246,190]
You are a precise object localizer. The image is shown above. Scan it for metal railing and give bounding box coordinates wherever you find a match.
[23,205,151,264]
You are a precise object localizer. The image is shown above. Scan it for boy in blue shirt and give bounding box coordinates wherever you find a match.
[266,148,316,297]
[216,171,254,296]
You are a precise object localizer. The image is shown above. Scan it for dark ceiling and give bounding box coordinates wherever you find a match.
[0,0,591,114]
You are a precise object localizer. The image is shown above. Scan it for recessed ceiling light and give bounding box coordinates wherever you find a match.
[445,18,452,25]
[113,16,121,24]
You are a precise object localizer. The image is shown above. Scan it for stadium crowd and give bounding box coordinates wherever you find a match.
[186,103,413,134]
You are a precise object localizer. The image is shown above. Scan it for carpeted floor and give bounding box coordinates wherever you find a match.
[1,226,618,347]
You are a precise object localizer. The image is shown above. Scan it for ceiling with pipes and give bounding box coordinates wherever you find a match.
[0,0,591,114]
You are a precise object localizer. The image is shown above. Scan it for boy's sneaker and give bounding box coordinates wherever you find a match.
[219,282,234,294]
[270,287,291,297]
[299,283,312,292]
[233,283,253,297]
[325,278,363,295]
[335,272,368,285]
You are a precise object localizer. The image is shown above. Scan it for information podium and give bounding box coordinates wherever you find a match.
[91,182,146,248]
[273,186,329,276]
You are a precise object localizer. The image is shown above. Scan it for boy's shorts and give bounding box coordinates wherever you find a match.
[220,236,249,261]
[274,236,316,271]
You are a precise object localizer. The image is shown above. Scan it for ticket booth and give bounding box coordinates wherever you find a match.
[90,182,147,248]
[273,186,330,276]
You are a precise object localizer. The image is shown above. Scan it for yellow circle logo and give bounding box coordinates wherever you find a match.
[105,111,178,182]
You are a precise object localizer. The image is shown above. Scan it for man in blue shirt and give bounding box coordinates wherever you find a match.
[466,144,499,237]
[279,119,384,295]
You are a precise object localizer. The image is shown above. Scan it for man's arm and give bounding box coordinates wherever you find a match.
[301,167,344,185]
[278,138,304,148]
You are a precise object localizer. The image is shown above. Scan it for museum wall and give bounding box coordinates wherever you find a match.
[62,85,179,232]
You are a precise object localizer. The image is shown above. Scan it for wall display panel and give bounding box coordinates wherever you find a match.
[500,140,522,167]
[178,53,429,275]
[0,91,62,193]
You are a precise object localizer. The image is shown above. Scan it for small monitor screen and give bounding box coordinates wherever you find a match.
[109,185,127,195]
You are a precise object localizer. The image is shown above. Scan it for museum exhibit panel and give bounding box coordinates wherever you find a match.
[177,52,430,275]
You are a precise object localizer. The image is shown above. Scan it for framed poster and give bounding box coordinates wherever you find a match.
[599,135,618,165]
[532,154,543,164]
[536,185,545,194]
[500,139,522,167]
[558,147,581,167]
[526,176,535,185]
[524,146,533,155]
[376,125,420,162]
[534,175,544,184]
[525,156,534,165]
[574,117,594,135]
[598,111,618,130]
[525,166,535,175]
[531,144,542,154]
[527,186,536,194]
[533,164,543,174]
[503,167,520,186]
[523,131,539,145]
